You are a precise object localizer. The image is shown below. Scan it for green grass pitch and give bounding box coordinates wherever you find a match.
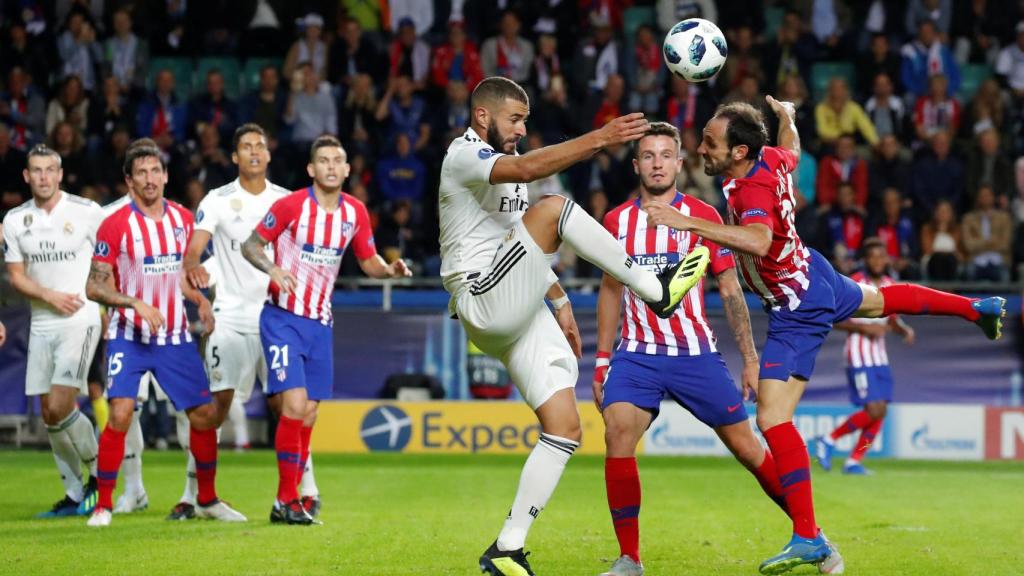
[1,450,1022,575]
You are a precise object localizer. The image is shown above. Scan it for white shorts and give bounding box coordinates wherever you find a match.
[203,326,266,403]
[26,323,101,396]
[451,221,578,410]
[133,372,166,402]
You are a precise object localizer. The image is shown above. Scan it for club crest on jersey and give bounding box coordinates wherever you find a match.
[276,368,287,382]
[94,241,110,257]
[230,198,243,212]
[173,226,186,246]
[63,221,74,235]
[263,212,276,229]
[341,221,354,235]
[23,214,32,227]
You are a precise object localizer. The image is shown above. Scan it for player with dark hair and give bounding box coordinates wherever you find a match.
[644,97,1004,574]
[241,135,410,525]
[816,238,914,475]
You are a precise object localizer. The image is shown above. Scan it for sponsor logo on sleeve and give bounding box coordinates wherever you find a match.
[718,248,732,257]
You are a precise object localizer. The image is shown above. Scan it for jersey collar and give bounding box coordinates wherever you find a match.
[634,190,684,209]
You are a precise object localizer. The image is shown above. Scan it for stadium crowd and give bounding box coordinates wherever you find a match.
[1,0,1024,282]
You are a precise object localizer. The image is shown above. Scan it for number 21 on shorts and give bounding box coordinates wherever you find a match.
[269,344,289,380]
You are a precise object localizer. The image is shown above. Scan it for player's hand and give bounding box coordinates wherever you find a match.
[643,201,691,231]
[132,301,165,333]
[197,298,215,336]
[0,320,6,348]
[902,325,916,345]
[44,289,85,316]
[269,266,298,295]
[592,352,611,412]
[597,112,649,148]
[388,259,413,278]
[766,95,796,121]
[186,263,211,290]
[554,304,582,359]
[741,360,759,401]
[862,323,889,338]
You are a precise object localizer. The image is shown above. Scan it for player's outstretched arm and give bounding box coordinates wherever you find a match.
[5,261,84,316]
[718,269,759,400]
[86,261,165,332]
[241,230,297,294]
[358,255,413,279]
[593,273,624,411]
[644,201,773,257]
[183,229,213,289]
[766,95,800,158]
[489,113,649,185]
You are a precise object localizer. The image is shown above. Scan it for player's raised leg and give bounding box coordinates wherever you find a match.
[856,282,1005,339]
[841,401,887,475]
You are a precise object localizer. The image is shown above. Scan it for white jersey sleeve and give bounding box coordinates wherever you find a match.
[195,193,221,235]
[2,212,23,262]
[441,135,505,193]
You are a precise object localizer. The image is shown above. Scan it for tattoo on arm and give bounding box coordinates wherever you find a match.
[87,261,137,308]
[241,231,274,273]
[720,271,758,363]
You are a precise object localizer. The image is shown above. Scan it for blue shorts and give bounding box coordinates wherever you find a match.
[260,304,334,401]
[760,249,864,382]
[602,351,748,428]
[847,366,894,405]
[106,339,210,411]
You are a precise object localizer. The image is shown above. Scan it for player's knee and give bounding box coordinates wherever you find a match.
[108,400,135,431]
[542,416,582,443]
[867,402,887,420]
[755,411,787,433]
[187,403,218,430]
[604,422,640,456]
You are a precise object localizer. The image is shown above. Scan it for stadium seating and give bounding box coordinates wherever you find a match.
[958,63,992,102]
[242,58,284,93]
[195,57,243,100]
[148,57,195,101]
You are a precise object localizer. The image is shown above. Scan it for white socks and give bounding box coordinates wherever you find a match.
[496,432,579,551]
[65,408,98,477]
[46,410,85,501]
[555,199,662,302]
[227,397,249,448]
[300,452,319,497]
[121,406,146,497]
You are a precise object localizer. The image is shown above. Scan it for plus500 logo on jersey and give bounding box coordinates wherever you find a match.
[142,253,182,275]
[632,252,681,269]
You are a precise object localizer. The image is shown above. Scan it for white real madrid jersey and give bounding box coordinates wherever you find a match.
[439,127,539,288]
[195,179,289,332]
[2,191,104,329]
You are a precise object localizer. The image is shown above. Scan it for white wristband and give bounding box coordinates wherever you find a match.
[549,295,570,310]
[595,357,610,368]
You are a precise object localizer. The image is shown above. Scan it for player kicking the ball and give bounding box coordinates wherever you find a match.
[593,122,821,576]
[242,135,410,525]
[439,77,705,576]
[85,144,246,526]
[816,239,914,476]
[3,145,104,517]
[644,97,1004,574]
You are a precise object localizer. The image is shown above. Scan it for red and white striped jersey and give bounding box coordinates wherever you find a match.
[844,272,895,368]
[255,187,376,325]
[604,192,735,356]
[723,146,812,312]
[93,200,193,345]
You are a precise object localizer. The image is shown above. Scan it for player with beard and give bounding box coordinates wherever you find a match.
[439,77,710,575]
[644,97,1004,574]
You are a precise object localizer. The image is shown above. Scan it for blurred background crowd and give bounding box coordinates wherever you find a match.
[1,0,1024,283]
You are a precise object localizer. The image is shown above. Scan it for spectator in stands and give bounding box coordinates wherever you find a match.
[869,135,912,212]
[589,74,624,130]
[866,73,908,141]
[966,129,1013,208]
[284,62,337,147]
[0,66,46,150]
[905,0,954,38]
[48,121,86,193]
[376,133,426,205]
[375,75,429,153]
[824,182,867,274]
[772,75,816,151]
[239,65,286,149]
[284,13,328,82]
[530,72,577,145]
[189,123,234,190]
[679,128,719,208]
[626,25,664,115]
[331,16,385,88]
[183,178,206,213]
[525,133,569,198]
[188,69,237,146]
[88,125,131,203]
[868,187,921,279]
[663,75,715,136]
[238,0,289,57]
[995,22,1024,95]
[817,134,870,209]
[151,0,191,56]
[57,10,101,91]
[388,0,433,39]
[951,0,1007,65]
[104,8,148,93]
[376,199,418,265]
[88,76,133,147]
[435,80,470,146]
[762,10,816,94]
[921,199,964,281]
[725,76,766,113]
[910,131,966,216]
[572,12,621,95]
[528,30,562,96]
[590,142,635,206]
[857,34,903,98]
[962,185,1012,281]
[720,25,764,94]
[387,17,430,91]
[815,77,879,147]
[657,0,717,32]
[718,0,766,34]
[901,19,961,100]
[913,74,961,142]
[794,147,818,209]
[481,10,534,85]
[430,21,483,92]
[135,68,187,147]
[964,79,1008,138]
[189,0,243,55]
[0,124,28,213]
[339,73,380,158]
[346,152,373,195]
[46,75,88,137]
[1,22,49,88]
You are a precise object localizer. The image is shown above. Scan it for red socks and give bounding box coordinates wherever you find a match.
[190,427,219,505]
[276,416,303,503]
[96,426,127,511]
[762,422,818,539]
[300,426,313,477]
[751,449,790,517]
[831,410,872,441]
[851,418,884,462]
[879,284,979,321]
[605,457,641,563]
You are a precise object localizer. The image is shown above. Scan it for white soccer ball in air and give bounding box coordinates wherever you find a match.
[663,18,728,83]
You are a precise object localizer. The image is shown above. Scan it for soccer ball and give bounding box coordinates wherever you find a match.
[662,18,728,82]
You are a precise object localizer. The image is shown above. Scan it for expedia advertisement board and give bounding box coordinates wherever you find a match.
[313,401,618,455]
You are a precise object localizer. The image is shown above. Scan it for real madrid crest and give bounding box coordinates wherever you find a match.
[23,214,32,227]
[230,198,243,212]
[63,221,74,235]
[211,370,223,382]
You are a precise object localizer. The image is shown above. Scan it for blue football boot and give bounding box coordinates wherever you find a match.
[972,297,1006,340]
[759,532,831,575]
[814,437,834,472]
[842,462,872,475]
